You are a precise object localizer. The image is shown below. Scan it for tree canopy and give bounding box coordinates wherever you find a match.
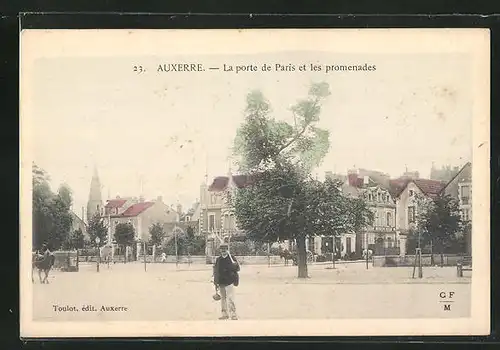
[87,212,108,246]
[114,222,136,247]
[416,193,463,257]
[233,82,331,174]
[149,222,166,247]
[32,163,74,251]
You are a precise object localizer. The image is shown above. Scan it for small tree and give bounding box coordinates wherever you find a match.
[70,228,85,250]
[149,222,165,248]
[114,222,136,263]
[417,194,462,266]
[87,212,108,247]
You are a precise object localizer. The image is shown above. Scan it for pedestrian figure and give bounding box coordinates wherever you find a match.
[160,252,167,263]
[213,243,240,320]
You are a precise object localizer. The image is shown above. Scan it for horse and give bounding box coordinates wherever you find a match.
[279,249,294,266]
[100,245,114,267]
[32,251,55,284]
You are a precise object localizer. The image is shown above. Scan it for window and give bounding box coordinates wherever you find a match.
[460,185,470,197]
[462,209,470,221]
[368,193,373,201]
[460,184,471,205]
[408,206,415,224]
[185,216,191,222]
[409,190,414,197]
[386,212,392,226]
[208,214,215,231]
[377,193,381,202]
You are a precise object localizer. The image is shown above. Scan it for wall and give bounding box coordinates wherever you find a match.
[138,200,178,241]
[443,163,472,199]
[373,254,464,267]
[395,182,423,233]
[70,212,87,238]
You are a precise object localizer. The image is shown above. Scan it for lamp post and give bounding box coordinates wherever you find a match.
[365,232,369,270]
[174,226,179,268]
[95,236,101,272]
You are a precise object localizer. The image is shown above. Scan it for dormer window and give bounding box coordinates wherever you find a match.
[409,190,414,197]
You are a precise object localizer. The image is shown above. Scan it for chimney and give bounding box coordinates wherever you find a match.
[363,176,369,185]
[139,195,145,203]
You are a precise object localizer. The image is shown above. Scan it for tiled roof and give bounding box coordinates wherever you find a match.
[413,179,446,197]
[347,173,363,187]
[389,179,408,196]
[208,175,254,192]
[120,202,155,217]
[390,178,446,198]
[105,199,127,209]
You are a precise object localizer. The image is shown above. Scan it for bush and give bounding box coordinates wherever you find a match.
[315,255,328,262]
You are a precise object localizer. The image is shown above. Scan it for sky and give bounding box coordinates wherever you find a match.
[30,51,472,216]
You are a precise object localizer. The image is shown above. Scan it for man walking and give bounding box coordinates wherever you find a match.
[213,243,240,320]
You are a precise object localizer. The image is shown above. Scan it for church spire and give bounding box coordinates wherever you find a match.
[87,166,103,222]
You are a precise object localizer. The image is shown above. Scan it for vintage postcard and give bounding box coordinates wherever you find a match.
[20,28,490,337]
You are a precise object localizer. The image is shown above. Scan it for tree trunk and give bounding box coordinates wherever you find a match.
[123,245,127,263]
[430,239,435,266]
[296,235,308,278]
[440,246,444,267]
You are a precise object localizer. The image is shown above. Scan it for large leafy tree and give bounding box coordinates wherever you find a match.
[232,83,373,278]
[32,163,74,251]
[53,184,74,249]
[416,193,462,265]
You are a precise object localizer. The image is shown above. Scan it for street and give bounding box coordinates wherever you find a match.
[32,261,471,321]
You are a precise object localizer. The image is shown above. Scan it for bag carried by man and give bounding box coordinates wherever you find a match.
[228,253,239,287]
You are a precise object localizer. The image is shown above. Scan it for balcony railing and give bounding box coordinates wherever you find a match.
[372,226,396,233]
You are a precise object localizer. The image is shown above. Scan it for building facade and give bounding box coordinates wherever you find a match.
[441,162,472,255]
[104,196,178,258]
[337,170,398,257]
[391,178,447,256]
[200,172,251,258]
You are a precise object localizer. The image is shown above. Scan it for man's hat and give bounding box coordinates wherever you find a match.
[219,243,229,249]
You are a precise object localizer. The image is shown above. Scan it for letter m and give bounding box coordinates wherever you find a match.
[444,304,451,311]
